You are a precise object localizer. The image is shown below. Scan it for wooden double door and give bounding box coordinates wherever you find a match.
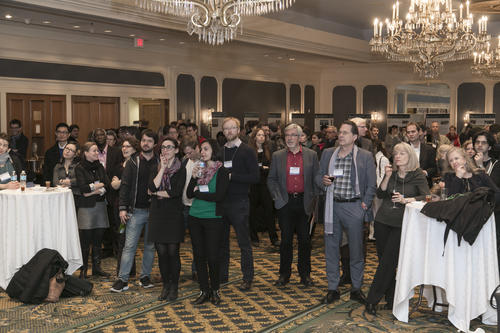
[7,93,66,158]
[72,96,120,141]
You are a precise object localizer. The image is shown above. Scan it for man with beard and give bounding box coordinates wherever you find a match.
[219,117,259,291]
[92,128,124,259]
[406,122,436,185]
[111,129,158,292]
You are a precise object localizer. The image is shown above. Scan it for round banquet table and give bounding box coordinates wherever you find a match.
[393,201,498,333]
[0,187,83,289]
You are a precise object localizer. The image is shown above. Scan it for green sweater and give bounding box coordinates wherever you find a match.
[375,168,430,227]
[189,172,220,219]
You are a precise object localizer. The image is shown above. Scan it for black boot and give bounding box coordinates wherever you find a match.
[339,245,351,286]
[79,247,90,279]
[92,246,111,277]
[168,283,178,301]
[159,282,170,301]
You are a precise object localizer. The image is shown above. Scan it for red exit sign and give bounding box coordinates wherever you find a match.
[134,38,144,48]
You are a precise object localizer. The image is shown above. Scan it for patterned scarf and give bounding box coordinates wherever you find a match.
[198,161,223,185]
[160,157,181,191]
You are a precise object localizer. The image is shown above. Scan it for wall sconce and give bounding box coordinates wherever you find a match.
[202,108,213,124]
[371,111,382,122]
[463,112,471,122]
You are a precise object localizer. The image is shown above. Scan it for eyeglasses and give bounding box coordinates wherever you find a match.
[64,147,76,153]
[56,131,69,135]
[161,145,175,150]
[223,126,238,131]
[122,144,132,148]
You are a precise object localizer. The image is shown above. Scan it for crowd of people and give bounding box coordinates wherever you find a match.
[1,115,499,313]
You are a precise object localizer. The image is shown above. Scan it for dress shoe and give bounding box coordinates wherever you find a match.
[321,290,340,304]
[79,268,87,280]
[211,289,221,305]
[365,303,377,315]
[350,289,367,305]
[300,276,314,287]
[92,267,111,277]
[158,286,169,301]
[238,280,252,291]
[274,276,289,287]
[192,291,210,305]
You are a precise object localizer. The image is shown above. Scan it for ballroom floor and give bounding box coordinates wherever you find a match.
[0,228,496,333]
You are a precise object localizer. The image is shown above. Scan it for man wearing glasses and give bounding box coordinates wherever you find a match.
[267,123,319,288]
[43,123,70,183]
[219,117,259,291]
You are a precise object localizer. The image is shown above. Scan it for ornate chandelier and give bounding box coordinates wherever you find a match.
[135,0,296,45]
[472,37,500,78]
[369,0,490,79]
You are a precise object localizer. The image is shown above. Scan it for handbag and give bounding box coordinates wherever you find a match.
[45,269,66,302]
[61,275,93,297]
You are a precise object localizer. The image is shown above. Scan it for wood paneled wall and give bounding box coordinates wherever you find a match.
[71,96,120,141]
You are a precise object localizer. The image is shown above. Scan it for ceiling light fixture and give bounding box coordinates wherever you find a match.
[132,0,295,45]
[42,20,51,24]
[104,29,112,33]
[159,38,165,41]
[370,0,489,79]
[130,34,136,37]
[5,14,13,19]
[73,25,80,28]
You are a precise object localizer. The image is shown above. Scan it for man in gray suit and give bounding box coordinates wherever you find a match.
[315,120,376,304]
[267,123,319,287]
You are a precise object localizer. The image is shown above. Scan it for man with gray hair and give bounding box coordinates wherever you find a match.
[267,123,319,287]
[350,117,374,154]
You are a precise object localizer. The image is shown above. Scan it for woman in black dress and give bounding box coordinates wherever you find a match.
[75,141,111,279]
[147,137,186,301]
[248,127,278,247]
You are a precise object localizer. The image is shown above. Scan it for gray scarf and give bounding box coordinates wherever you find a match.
[0,152,10,166]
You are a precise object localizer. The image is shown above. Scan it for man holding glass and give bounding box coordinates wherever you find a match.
[315,120,376,304]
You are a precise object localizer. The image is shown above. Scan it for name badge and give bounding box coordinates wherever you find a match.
[289,167,300,175]
[199,185,209,193]
[0,172,10,182]
[224,161,233,169]
[333,169,344,177]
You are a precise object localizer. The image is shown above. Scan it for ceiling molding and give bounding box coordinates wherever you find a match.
[9,0,372,62]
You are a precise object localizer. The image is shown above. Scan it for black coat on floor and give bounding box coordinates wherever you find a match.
[6,249,68,304]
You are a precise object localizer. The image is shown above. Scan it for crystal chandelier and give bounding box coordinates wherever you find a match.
[369,0,490,79]
[472,37,500,78]
[135,0,295,45]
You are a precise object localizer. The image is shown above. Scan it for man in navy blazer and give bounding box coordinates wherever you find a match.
[267,123,319,287]
[315,120,376,304]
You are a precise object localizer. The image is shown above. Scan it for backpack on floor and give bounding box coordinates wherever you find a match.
[61,275,93,297]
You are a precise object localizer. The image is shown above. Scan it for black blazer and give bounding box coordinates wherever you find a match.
[75,160,110,208]
[418,143,437,180]
[43,144,63,182]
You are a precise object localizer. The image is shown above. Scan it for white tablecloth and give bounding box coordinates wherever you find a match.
[0,187,82,289]
[393,201,499,333]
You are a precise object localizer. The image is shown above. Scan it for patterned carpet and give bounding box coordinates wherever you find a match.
[0,228,497,333]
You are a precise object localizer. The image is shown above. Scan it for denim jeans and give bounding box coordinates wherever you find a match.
[118,208,155,282]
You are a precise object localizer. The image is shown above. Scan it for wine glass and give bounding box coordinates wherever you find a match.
[392,188,398,209]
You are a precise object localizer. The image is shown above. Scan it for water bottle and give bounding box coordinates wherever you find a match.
[119,223,126,234]
[198,161,205,178]
[10,171,17,182]
[20,170,27,192]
